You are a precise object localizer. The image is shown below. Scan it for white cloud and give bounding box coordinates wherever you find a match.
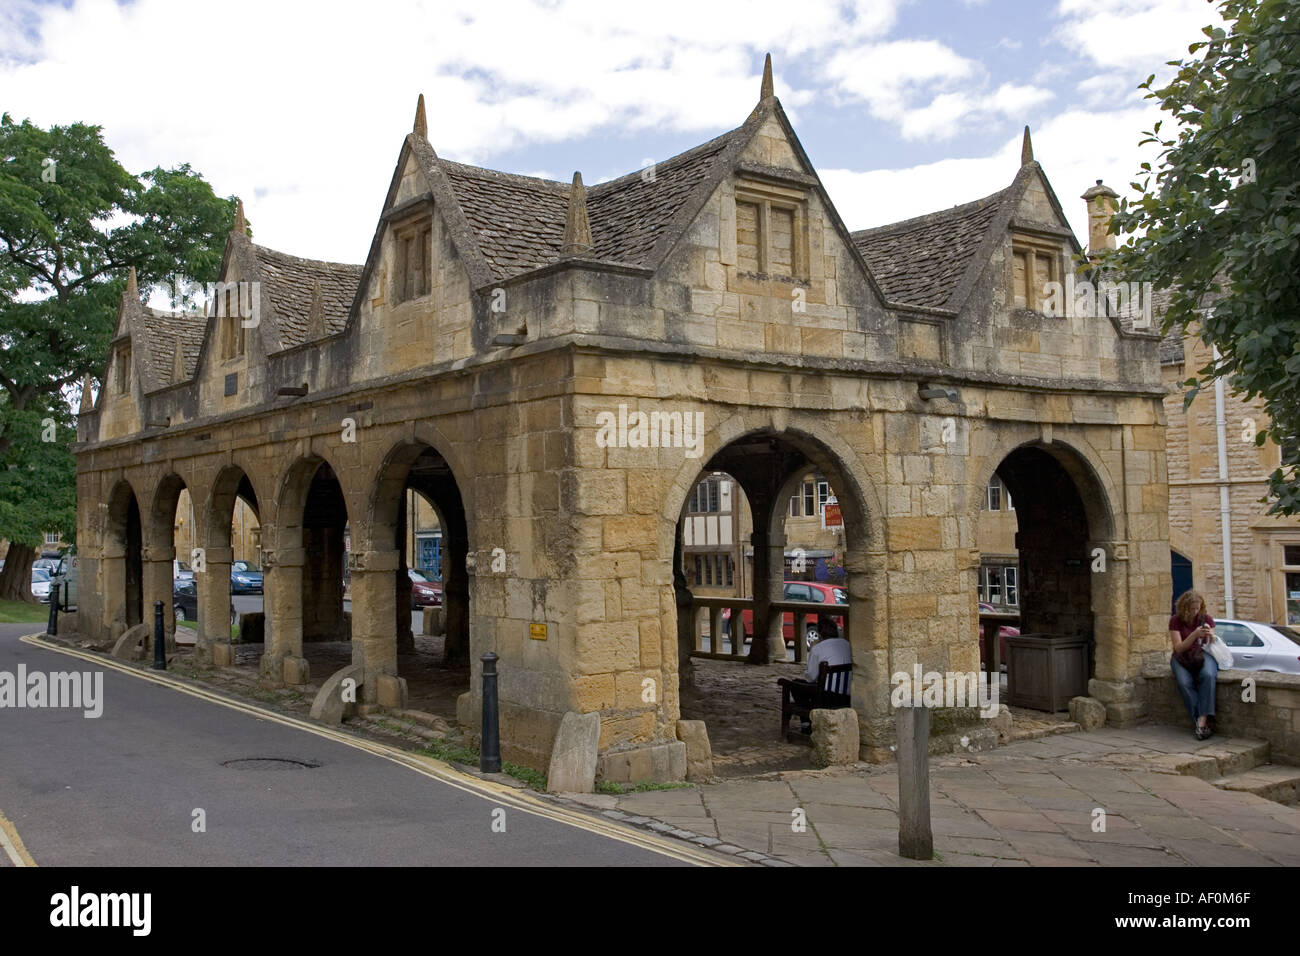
[821,104,1162,242]
[1053,0,1225,72]
[825,40,1053,141]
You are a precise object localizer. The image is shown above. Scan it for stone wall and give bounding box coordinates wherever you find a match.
[1145,665,1300,766]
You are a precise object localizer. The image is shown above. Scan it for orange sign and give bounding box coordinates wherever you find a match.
[823,502,843,528]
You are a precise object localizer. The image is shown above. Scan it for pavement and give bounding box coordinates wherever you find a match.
[0,623,712,867]
[592,725,1300,866]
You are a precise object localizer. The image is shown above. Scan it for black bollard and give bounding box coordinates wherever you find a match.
[480,651,501,773]
[153,600,166,670]
[46,584,58,636]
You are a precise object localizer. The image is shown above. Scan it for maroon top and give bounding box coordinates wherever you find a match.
[1169,613,1215,668]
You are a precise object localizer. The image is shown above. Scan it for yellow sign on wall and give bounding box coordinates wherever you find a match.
[529,622,547,641]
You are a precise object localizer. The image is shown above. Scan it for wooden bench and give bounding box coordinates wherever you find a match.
[778,661,853,744]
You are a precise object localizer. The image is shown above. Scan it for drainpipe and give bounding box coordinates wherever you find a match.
[1213,345,1236,617]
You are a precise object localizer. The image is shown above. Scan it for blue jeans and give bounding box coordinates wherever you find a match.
[1171,654,1218,721]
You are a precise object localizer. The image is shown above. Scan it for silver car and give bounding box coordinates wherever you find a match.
[1212,618,1300,675]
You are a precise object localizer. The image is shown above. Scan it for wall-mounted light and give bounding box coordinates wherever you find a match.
[918,384,958,402]
[277,384,308,398]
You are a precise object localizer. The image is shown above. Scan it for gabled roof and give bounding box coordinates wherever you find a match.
[429,128,742,283]
[138,307,205,387]
[250,244,361,348]
[852,185,1015,310]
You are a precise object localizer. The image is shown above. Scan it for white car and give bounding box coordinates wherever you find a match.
[1211,619,1300,675]
[31,567,52,601]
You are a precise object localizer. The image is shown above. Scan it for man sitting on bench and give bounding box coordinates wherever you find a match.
[784,614,852,732]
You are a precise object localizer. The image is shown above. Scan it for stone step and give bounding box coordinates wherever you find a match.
[1211,765,1300,805]
[1143,737,1271,779]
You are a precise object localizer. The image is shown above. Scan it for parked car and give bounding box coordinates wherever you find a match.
[722,581,847,647]
[51,553,78,609]
[173,579,237,630]
[977,602,1020,671]
[409,568,443,610]
[174,558,194,581]
[31,567,52,602]
[1207,619,1300,675]
[230,560,263,594]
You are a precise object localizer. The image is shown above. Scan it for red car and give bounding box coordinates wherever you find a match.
[977,602,1019,671]
[723,581,848,647]
[409,568,443,610]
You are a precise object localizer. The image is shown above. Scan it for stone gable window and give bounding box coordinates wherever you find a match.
[219,291,245,361]
[734,182,807,280]
[393,218,433,304]
[115,345,131,394]
[1010,236,1062,311]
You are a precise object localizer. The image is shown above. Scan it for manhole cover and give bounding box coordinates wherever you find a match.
[221,757,321,771]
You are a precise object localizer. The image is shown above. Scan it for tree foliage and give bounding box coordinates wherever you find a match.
[0,114,236,598]
[1107,0,1300,514]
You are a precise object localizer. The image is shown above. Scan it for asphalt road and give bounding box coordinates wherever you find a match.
[0,623,693,867]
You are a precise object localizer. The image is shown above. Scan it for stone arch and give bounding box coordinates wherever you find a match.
[661,410,887,760]
[143,471,194,642]
[260,455,351,681]
[104,478,144,635]
[191,463,264,662]
[971,431,1127,689]
[363,437,472,671]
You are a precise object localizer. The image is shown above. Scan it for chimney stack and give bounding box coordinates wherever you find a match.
[1081,180,1120,257]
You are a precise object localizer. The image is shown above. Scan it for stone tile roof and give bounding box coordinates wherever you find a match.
[140,307,206,386]
[587,130,737,267]
[850,186,1013,310]
[251,244,362,348]
[438,128,739,282]
[439,162,570,280]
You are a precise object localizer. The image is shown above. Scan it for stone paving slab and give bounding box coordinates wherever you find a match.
[612,725,1300,866]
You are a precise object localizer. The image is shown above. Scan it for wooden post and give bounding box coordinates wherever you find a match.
[896,705,933,860]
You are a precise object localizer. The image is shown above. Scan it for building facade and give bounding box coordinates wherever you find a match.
[71,60,1172,776]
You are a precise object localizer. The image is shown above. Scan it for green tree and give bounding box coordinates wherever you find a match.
[0,114,238,601]
[1107,0,1300,514]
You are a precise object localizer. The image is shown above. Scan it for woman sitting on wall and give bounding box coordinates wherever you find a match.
[1169,589,1217,740]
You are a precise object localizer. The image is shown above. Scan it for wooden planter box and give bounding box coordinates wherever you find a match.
[1006,633,1089,712]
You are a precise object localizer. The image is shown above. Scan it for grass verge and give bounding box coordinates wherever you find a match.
[420,738,548,791]
[0,598,50,624]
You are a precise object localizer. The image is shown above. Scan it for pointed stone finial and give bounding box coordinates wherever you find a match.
[413,93,428,138]
[126,265,138,300]
[78,374,95,414]
[232,198,247,236]
[760,53,774,101]
[171,335,185,381]
[560,172,594,257]
[306,280,327,338]
[1020,125,1034,166]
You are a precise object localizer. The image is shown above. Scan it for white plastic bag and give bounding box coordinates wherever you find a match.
[1206,633,1234,669]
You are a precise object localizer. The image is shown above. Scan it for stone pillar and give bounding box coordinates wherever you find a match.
[261,547,307,684]
[748,524,787,664]
[1086,539,1145,725]
[349,549,400,704]
[142,545,175,649]
[442,528,469,666]
[100,540,126,641]
[847,547,892,757]
[395,496,414,654]
[197,546,232,665]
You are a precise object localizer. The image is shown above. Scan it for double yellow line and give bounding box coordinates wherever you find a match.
[19,634,734,867]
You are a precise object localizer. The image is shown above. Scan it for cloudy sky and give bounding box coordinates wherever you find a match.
[1,0,1224,265]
